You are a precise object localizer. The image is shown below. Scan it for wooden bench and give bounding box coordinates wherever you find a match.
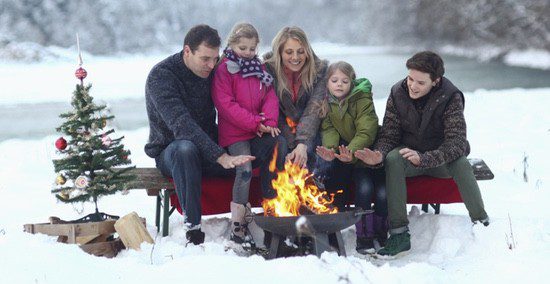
[126,159,493,237]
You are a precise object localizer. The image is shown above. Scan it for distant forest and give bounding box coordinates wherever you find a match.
[1,0,548,55]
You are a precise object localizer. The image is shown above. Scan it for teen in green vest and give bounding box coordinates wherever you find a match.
[355,51,489,258]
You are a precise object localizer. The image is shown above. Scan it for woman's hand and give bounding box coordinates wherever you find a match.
[334,145,353,163]
[316,146,335,161]
[286,143,308,168]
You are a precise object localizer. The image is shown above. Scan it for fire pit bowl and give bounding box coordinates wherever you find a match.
[254,208,373,258]
[255,208,370,236]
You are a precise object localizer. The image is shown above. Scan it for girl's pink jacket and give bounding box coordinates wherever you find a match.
[211,57,279,147]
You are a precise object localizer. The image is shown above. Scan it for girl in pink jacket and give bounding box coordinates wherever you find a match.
[211,22,279,247]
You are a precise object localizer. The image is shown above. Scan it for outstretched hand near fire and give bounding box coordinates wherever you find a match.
[286,143,308,168]
[316,146,335,161]
[354,148,383,165]
[334,145,353,163]
[217,153,255,169]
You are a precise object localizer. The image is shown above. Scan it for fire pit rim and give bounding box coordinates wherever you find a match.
[254,208,372,236]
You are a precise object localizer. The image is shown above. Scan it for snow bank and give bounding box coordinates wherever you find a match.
[0,88,549,283]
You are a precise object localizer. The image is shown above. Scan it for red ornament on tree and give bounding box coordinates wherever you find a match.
[55,137,67,150]
[75,67,87,80]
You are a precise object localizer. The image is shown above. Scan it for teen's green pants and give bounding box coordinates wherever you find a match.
[384,147,488,233]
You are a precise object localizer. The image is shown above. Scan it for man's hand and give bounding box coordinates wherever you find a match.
[354,148,383,165]
[216,153,255,169]
[399,148,420,166]
[316,146,335,162]
[334,145,353,163]
[286,143,308,168]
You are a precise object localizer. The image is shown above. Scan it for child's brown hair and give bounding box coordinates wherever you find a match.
[318,61,357,118]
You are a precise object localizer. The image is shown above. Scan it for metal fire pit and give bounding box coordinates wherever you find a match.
[255,208,372,259]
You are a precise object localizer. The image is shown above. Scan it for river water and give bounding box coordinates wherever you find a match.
[1,51,549,142]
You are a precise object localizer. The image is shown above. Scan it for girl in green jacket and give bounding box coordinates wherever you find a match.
[316,61,388,254]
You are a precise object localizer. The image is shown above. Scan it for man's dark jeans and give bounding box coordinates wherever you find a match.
[155,139,232,227]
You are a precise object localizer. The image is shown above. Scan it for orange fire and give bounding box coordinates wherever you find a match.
[268,143,278,172]
[262,158,338,217]
[286,117,297,134]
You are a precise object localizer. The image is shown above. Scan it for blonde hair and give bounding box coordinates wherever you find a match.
[226,22,259,47]
[266,26,319,100]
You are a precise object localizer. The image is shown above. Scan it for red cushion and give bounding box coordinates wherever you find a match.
[406,176,462,204]
[168,169,263,215]
[168,174,463,216]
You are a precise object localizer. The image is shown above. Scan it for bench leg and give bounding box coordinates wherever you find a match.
[421,203,442,214]
[433,203,440,214]
[155,194,161,233]
[422,204,429,213]
[162,189,171,237]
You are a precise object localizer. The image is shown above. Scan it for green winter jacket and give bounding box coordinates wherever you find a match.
[321,78,379,165]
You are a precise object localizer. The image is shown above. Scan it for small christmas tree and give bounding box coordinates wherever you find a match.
[52,41,134,222]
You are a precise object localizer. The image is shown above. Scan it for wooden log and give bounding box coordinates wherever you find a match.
[114,212,154,251]
[80,238,124,258]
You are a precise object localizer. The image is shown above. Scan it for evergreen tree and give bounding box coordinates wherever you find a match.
[52,67,134,220]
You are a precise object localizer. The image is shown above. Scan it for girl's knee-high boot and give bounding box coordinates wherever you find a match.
[230,202,255,247]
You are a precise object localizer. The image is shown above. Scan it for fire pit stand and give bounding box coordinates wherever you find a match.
[255,209,371,259]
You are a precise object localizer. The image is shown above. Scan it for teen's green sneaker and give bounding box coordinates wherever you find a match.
[376,232,411,259]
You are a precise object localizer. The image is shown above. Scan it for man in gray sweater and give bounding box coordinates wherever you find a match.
[145,25,254,245]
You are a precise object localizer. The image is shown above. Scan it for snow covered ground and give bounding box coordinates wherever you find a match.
[0,81,549,282]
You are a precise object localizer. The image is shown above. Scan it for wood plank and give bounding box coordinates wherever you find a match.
[115,168,174,190]
[76,234,101,245]
[23,220,117,244]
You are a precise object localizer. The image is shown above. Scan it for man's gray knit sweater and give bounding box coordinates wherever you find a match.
[144,51,225,163]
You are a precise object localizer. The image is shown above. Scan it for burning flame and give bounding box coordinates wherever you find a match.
[286,117,297,134]
[268,143,278,172]
[262,160,338,217]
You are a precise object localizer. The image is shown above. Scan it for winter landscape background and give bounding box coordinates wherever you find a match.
[0,1,549,283]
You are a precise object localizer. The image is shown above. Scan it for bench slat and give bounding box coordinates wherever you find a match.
[121,168,174,190]
[469,159,494,180]
[121,158,493,191]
